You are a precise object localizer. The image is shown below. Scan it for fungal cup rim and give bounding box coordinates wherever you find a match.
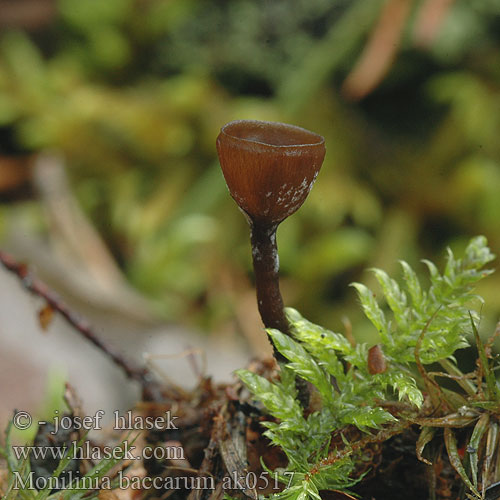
[219,119,325,149]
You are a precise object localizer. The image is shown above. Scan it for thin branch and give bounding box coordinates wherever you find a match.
[0,249,164,401]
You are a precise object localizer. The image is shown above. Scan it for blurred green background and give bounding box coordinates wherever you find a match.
[1,0,500,351]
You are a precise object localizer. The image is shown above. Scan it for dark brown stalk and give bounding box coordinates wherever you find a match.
[250,223,288,336]
[250,222,311,405]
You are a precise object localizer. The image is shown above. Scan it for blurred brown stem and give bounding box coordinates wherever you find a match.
[413,0,455,48]
[0,250,163,401]
[342,0,413,100]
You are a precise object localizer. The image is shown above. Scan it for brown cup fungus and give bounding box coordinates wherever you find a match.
[216,120,325,342]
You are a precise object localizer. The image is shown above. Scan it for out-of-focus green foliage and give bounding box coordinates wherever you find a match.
[1,0,500,339]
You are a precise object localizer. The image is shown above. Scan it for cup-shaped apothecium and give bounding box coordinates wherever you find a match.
[216,120,325,344]
[217,120,325,226]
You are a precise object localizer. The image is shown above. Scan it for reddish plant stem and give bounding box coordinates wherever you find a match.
[0,250,163,401]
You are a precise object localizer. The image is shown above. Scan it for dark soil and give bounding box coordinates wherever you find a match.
[352,428,463,500]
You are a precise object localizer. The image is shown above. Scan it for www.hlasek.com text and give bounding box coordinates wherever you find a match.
[12,440,184,462]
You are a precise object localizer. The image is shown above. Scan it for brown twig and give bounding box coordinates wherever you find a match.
[0,249,164,401]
